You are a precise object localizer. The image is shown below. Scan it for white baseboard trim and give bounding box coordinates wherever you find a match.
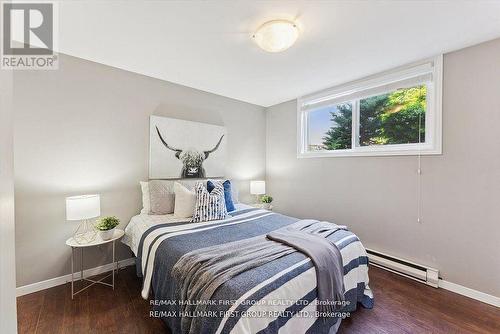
[16,257,136,297]
[372,264,499,308]
[17,257,500,308]
[438,279,500,308]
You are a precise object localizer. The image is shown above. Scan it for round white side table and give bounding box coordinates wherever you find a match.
[65,229,124,300]
[250,203,273,211]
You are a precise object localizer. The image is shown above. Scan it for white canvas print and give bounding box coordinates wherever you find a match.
[149,116,227,179]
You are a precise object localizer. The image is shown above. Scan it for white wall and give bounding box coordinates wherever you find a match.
[0,68,18,332]
[13,54,266,287]
[266,38,500,297]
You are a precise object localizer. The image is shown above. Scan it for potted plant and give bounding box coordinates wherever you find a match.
[95,216,120,240]
[260,195,273,210]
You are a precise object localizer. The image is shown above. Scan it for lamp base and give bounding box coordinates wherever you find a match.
[255,194,261,205]
[73,219,97,244]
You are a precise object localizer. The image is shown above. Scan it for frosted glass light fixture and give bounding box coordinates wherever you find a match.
[66,194,100,244]
[253,20,299,53]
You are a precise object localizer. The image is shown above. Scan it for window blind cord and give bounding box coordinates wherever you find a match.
[417,106,423,224]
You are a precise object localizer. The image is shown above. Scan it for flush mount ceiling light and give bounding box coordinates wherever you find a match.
[252,20,299,53]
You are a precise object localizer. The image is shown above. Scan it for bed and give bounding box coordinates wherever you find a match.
[122,203,373,334]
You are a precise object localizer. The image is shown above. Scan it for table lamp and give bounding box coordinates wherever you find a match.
[66,194,100,244]
[250,180,266,203]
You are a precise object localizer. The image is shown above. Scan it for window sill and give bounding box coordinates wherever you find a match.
[297,147,442,158]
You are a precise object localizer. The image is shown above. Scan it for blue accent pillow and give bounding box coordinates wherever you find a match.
[207,180,235,212]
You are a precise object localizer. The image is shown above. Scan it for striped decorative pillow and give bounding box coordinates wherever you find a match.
[192,181,228,222]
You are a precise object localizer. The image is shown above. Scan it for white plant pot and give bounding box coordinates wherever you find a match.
[99,228,115,241]
[262,203,272,210]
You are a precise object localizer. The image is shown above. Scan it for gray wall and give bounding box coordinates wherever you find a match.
[266,38,500,297]
[1,68,18,331]
[13,54,266,287]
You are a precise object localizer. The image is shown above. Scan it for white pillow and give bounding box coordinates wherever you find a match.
[140,181,150,214]
[173,182,197,218]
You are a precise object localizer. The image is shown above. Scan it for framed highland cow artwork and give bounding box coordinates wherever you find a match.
[149,116,227,179]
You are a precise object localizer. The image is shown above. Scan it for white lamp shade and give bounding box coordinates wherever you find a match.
[250,181,266,195]
[66,194,100,221]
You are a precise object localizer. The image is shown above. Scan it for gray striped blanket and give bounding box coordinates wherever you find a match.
[136,208,373,334]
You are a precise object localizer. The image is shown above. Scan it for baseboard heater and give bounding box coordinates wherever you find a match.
[366,248,439,288]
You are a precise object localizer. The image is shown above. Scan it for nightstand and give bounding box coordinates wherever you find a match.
[65,229,124,299]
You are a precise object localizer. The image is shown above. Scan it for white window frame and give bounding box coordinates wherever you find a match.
[297,55,442,158]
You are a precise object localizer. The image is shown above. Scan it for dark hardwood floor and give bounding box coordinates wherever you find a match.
[17,265,500,334]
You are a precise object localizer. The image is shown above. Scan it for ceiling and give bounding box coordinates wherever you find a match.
[57,1,500,107]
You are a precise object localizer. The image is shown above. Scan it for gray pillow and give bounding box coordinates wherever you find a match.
[175,179,238,202]
[148,180,175,215]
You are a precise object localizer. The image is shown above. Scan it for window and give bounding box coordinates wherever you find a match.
[298,56,442,157]
[307,102,352,151]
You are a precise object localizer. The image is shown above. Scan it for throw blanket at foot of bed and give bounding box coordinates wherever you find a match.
[267,220,346,314]
[137,209,373,334]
